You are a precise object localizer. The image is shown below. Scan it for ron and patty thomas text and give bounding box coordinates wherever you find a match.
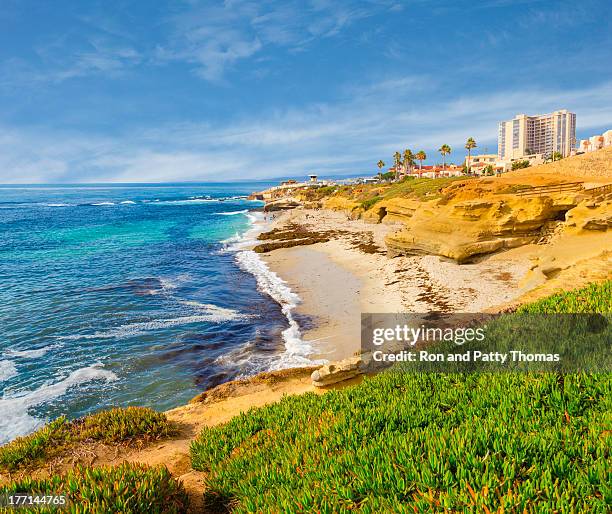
[372,350,560,363]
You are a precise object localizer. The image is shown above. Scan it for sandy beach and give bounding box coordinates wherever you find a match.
[260,208,534,363]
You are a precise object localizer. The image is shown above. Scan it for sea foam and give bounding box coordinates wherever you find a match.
[215,209,249,216]
[235,250,323,368]
[4,345,59,359]
[0,360,18,382]
[0,364,117,445]
[58,308,245,341]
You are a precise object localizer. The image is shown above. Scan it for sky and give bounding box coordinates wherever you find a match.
[0,0,611,183]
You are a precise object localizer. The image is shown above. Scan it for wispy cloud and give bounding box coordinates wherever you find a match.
[0,38,141,88]
[2,79,611,183]
[155,0,384,82]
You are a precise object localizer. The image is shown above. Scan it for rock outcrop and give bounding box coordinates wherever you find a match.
[323,197,362,218]
[383,192,589,263]
[311,356,364,387]
[264,197,302,211]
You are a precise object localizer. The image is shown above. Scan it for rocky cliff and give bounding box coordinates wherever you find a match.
[383,192,593,262]
[319,149,612,263]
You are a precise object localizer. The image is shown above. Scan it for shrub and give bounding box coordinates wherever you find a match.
[511,160,530,170]
[0,418,69,472]
[0,407,174,472]
[360,196,382,211]
[0,462,188,513]
[74,407,175,443]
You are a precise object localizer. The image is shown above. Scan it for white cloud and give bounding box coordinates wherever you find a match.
[1,79,611,183]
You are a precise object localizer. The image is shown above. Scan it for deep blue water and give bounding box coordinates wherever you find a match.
[0,183,310,444]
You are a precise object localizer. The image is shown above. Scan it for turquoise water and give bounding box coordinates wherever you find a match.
[0,183,311,444]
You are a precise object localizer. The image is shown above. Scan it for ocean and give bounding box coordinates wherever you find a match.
[0,183,316,445]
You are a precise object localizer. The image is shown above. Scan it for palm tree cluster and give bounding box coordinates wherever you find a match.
[378,137,477,180]
[380,148,426,181]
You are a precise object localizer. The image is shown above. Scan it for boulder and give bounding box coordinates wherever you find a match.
[311,356,364,387]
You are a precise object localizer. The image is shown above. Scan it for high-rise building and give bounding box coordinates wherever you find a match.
[498,110,576,160]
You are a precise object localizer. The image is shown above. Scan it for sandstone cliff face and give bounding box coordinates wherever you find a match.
[526,196,612,280]
[383,193,591,263]
[362,197,421,224]
[323,196,363,219]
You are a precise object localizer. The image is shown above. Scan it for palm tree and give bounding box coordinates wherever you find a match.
[377,160,385,181]
[403,149,415,176]
[439,144,451,173]
[416,150,426,177]
[393,151,402,181]
[465,137,477,174]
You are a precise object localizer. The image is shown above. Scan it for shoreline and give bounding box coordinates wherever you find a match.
[257,208,534,364]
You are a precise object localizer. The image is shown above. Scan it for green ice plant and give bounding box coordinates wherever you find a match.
[191,281,612,513]
[0,407,175,472]
[0,462,188,514]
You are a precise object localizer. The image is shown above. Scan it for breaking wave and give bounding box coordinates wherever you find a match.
[4,345,59,359]
[58,307,245,341]
[216,209,249,216]
[235,250,322,368]
[0,364,117,445]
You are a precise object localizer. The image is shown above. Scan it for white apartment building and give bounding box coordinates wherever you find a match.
[498,110,576,160]
[579,130,612,153]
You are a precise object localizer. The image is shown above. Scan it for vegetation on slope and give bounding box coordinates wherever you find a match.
[0,407,174,472]
[192,373,611,513]
[0,463,188,514]
[379,176,468,201]
[191,283,612,513]
[517,280,612,314]
[319,176,471,212]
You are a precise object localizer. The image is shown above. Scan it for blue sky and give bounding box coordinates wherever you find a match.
[0,0,611,183]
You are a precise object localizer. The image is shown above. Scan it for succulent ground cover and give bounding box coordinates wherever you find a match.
[0,407,174,472]
[0,462,188,513]
[191,282,612,513]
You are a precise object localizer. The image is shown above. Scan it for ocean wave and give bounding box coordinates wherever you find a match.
[58,309,244,341]
[154,198,218,205]
[235,251,323,368]
[0,360,18,382]
[215,209,249,216]
[219,210,265,252]
[45,203,71,207]
[4,345,60,359]
[120,200,136,205]
[180,300,249,321]
[91,202,115,206]
[214,339,273,376]
[0,364,117,445]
